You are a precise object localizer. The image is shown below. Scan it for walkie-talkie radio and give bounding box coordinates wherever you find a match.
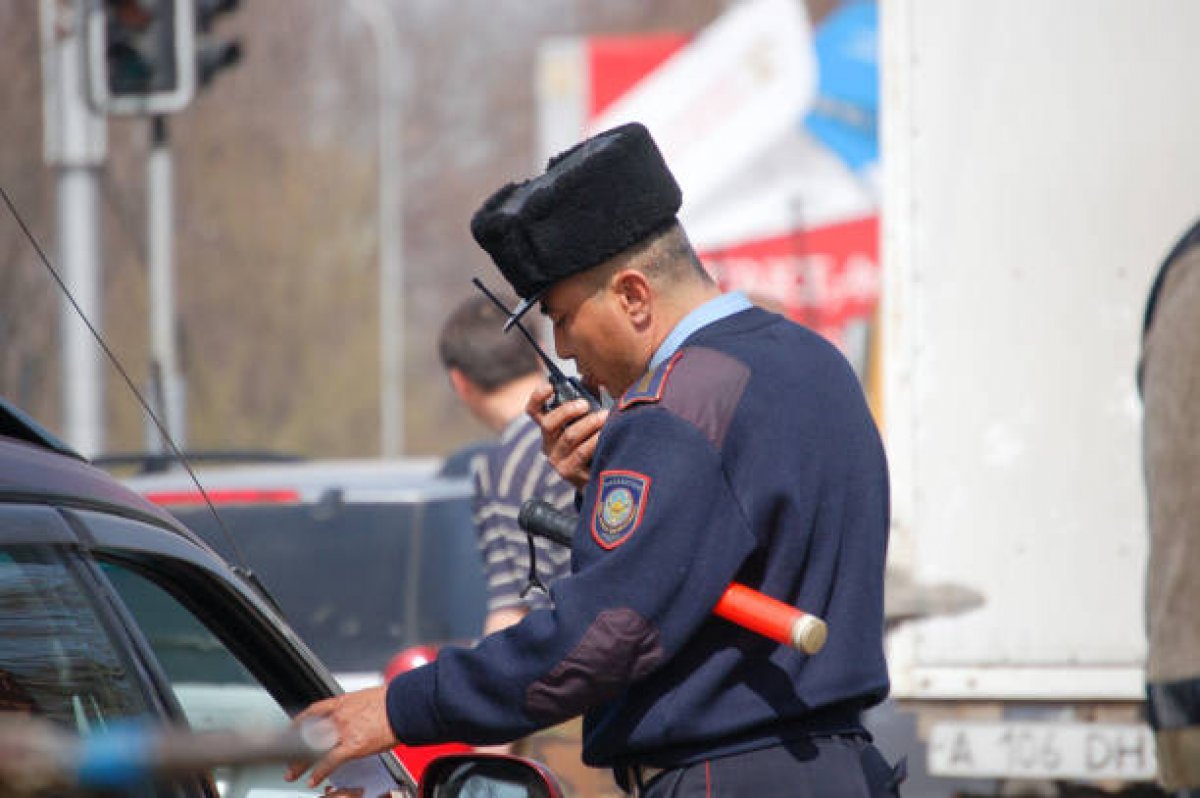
[472,278,603,413]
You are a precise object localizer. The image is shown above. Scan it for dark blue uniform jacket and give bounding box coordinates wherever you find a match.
[386,306,890,768]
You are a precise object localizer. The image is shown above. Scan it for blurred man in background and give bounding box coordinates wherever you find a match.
[1140,217,1200,796]
[438,295,574,636]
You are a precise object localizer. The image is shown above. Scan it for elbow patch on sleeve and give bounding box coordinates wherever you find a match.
[525,607,663,723]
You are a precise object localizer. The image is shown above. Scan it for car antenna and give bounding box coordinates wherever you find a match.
[471,277,601,411]
[471,278,569,380]
[0,185,255,578]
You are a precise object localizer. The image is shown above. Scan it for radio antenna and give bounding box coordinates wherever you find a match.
[0,184,252,574]
[471,277,601,412]
[471,277,569,380]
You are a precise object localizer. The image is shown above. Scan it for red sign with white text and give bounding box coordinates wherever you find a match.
[699,216,879,347]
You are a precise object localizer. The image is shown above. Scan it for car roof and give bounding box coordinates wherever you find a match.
[0,398,81,458]
[0,396,236,549]
[0,430,227,563]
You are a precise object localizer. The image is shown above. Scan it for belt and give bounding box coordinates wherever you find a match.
[613,730,870,794]
[613,763,670,796]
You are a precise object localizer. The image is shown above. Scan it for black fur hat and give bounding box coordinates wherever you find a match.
[470,122,682,323]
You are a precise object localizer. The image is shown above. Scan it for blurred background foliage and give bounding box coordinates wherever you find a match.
[0,0,834,459]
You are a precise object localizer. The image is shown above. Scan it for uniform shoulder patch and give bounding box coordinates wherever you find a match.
[619,352,682,410]
[591,470,651,549]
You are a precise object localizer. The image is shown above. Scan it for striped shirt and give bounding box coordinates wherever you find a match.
[470,415,574,613]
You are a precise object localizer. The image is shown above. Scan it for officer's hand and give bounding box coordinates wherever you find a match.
[527,384,608,489]
[284,686,396,788]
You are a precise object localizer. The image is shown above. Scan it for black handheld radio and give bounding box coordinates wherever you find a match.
[472,278,603,413]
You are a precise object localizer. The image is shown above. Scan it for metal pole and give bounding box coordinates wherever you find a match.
[148,115,186,450]
[57,170,104,456]
[41,0,108,457]
[347,0,404,456]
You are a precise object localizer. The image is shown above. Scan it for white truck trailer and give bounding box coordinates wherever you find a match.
[880,0,1200,789]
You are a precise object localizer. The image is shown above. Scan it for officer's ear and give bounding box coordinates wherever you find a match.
[611,268,652,328]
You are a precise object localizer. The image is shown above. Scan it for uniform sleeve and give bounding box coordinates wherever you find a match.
[386,406,757,745]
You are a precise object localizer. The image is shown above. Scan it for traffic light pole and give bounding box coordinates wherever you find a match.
[40,0,108,458]
[147,116,186,451]
[348,0,405,457]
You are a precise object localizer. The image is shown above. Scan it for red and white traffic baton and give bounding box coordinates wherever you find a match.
[517,500,827,655]
[712,583,826,655]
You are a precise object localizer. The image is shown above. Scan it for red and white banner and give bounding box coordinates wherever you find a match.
[590,0,816,215]
[701,216,878,345]
[536,0,880,357]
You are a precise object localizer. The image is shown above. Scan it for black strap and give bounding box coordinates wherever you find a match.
[520,532,548,598]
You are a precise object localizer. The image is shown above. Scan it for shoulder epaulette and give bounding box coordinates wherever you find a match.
[619,351,683,410]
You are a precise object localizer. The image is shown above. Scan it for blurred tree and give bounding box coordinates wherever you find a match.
[0,5,58,424]
[1,0,835,460]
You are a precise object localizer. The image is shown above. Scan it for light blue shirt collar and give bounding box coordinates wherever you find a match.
[649,291,753,370]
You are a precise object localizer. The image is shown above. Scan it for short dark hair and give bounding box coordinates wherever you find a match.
[581,221,713,294]
[438,295,541,391]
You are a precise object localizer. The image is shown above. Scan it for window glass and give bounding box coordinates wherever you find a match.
[0,547,150,727]
[0,545,159,798]
[99,558,400,798]
[101,561,309,798]
[172,499,485,674]
[101,562,287,733]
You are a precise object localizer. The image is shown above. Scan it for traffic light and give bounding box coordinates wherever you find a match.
[87,0,197,115]
[194,0,243,90]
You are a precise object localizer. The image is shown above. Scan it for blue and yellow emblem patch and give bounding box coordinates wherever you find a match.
[591,470,651,549]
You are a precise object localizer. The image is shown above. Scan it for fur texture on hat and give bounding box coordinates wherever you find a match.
[470,122,682,301]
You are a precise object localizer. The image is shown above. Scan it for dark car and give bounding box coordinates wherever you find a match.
[120,457,489,782]
[0,398,560,798]
[120,458,488,692]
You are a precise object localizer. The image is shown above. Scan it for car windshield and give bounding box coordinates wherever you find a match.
[172,497,486,674]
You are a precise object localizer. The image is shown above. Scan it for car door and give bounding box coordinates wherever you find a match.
[6,501,413,797]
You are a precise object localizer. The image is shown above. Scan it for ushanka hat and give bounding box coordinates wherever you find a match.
[470,122,682,327]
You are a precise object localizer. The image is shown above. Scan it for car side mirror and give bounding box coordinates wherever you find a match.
[418,753,563,798]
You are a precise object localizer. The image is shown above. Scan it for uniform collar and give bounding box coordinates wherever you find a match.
[649,291,752,370]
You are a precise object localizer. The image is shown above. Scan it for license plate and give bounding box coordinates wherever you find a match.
[928,721,1156,780]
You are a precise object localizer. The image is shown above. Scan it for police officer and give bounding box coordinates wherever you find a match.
[287,123,898,796]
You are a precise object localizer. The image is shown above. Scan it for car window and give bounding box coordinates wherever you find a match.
[69,509,406,798]
[100,561,290,732]
[0,546,150,726]
[0,545,161,798]
[101,560,309,798]
[172,499,486,674]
